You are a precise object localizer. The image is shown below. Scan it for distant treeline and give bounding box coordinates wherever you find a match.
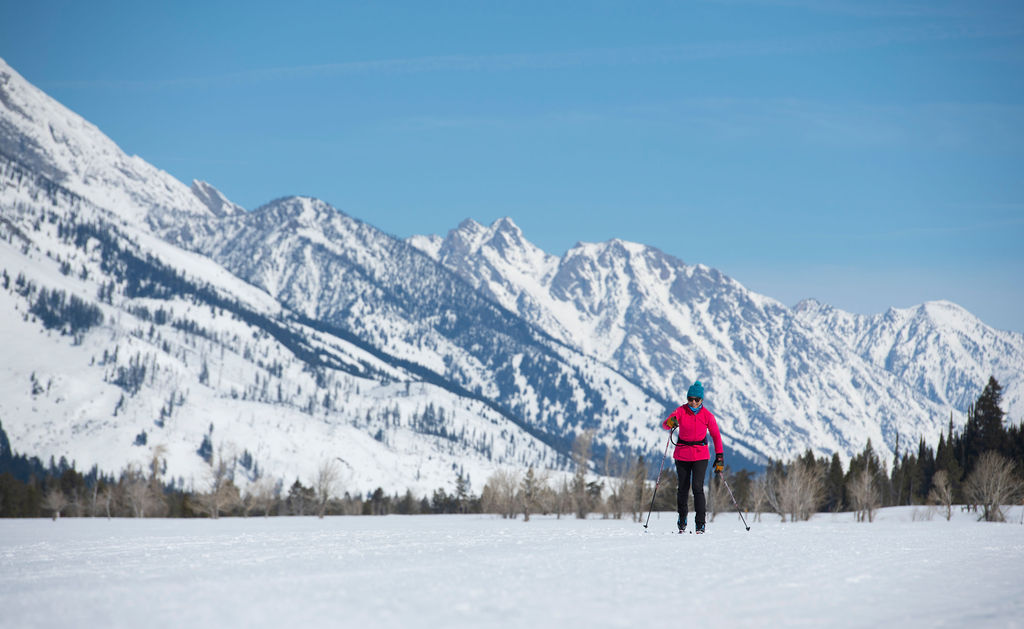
[2,378,1021,521]
[720,376,1024,523]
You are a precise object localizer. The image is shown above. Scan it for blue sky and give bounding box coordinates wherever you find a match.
[3,0,1023,331]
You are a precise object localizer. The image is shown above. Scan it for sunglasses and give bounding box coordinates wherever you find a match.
[687,397,702,403]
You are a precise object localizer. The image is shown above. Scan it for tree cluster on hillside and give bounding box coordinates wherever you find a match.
[10,272,103,342]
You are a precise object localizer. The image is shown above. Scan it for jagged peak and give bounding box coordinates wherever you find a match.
[564,237,673,264]
[875,300,973,325]
[794,298,829,313]
[254,195,327,212]
[190,180,245,217]
[249,196,349,229]
[442,217,537,260]
[456,217,485,233]
[491,216,521,234]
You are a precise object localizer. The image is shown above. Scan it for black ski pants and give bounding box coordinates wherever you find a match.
[675,458,709,526]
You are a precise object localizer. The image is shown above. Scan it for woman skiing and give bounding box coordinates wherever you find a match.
[661,380,724,534]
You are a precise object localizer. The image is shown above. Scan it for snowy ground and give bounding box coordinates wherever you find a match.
[2,507,1023,629]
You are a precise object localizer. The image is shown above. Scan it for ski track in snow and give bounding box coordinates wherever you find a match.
[2,507,1022,629]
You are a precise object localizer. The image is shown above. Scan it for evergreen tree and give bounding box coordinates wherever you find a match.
[916,437,935,503]
[954,376,1015,480]
[286,479,314,515]
[935,419,964,494]
[975,377,1007,455]
[824,453,844,511]
[454,470,470,514]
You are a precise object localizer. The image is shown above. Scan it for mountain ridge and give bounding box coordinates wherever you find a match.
[409,217,1023,462]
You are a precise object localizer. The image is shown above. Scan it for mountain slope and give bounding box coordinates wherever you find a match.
[0,154,565,493]
[0,57,221,224]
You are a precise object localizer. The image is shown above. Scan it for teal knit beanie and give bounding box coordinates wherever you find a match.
[687,380,704,399]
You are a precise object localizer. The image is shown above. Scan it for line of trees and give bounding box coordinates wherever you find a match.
[0,423,651,521]
[729,377,1024,523]
[4,378,1021,522]
[0,430,480,519]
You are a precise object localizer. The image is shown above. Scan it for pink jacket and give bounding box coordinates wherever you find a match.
[661,405,724,462]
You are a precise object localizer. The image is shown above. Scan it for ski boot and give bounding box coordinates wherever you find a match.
[677,515,687,533]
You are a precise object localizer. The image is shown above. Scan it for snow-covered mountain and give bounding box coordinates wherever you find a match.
[0,58,577,493]
[0,154,574,494]
[2,55,1019,495]
[157,196,672,461]
[409,217,1022,462]
[794,298,1024,424]
[0,57,676,495]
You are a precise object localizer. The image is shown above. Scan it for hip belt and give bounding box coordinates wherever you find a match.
[675,437,707,446]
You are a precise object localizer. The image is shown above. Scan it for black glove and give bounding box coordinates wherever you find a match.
[713,453,724,475]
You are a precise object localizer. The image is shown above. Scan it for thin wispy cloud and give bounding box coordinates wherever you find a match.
[699,0,981,19]
[382,96,1024,156]
[611,97,1024,152]
[45,21,1021,91]
[871,217,1024,239]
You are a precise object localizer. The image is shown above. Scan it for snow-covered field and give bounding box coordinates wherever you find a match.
[2,507,1022,629]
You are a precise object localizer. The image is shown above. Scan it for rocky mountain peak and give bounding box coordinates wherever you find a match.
[190,180,246,217]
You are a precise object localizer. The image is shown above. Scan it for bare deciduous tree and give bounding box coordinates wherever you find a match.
[85,482,101,518]
[534,475,558,517]
[43,487,68,521]
[195,451,240,518]
[314,460,342,519]
[244,476,279,517]
[554,478,571,519]
[149,445,167,483]
[519,466,540,522]
[964,451,1023,522]
[605,457,637,521]
[777,460,824,522]
[571,431,594,519]
[927,470,955,521]
[96,484,116,519]
[630,457,648,523]
[848,467,880,523]
[124,466,163,518]
[708,473,727,522]
[751,475,769,523]
[481,468,520,519]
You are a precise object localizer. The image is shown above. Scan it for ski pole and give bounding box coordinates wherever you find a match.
[643,429,675,529]
[717,470,751,531]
